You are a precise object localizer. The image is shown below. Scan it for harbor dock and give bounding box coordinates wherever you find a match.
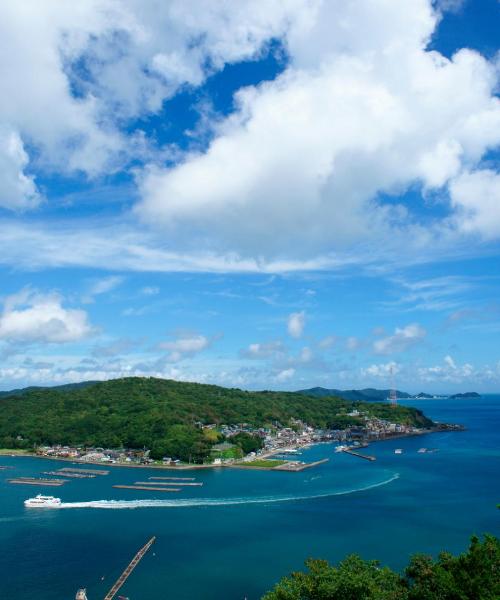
[342,449,376,461]
[273,458,329,471]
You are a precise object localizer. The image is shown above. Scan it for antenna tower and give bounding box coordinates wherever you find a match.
[389,365,397,407]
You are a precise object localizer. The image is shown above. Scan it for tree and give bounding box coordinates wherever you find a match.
[263,535,500,600]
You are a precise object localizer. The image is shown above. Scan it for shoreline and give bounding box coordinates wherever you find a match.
[0,426,461,472]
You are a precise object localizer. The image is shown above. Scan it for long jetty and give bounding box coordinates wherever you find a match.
[113,485,181,492]
[103,536,156,600]
[342,449,376,461]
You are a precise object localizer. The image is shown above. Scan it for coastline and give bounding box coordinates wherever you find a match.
[0,426,462,472]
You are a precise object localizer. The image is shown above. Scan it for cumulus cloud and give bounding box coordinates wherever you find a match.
[275,367,295,383]
[361,361,400,379]
[418,355,475,383]
[136,0,500,259]
[373,323,426,355]
[0,288,94,344]
[449,170,500,239]
[241,340,285,359]
[159,333,212,362]
[287,311,305,338]
[0,128,41,210]
[0,1,309,209]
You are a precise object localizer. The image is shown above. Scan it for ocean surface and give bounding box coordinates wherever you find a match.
[0,396,498,600]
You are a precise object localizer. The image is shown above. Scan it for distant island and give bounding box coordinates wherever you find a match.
[297,387,480,402]
[0,376,458,467]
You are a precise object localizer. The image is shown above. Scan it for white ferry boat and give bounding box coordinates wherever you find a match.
[24,494,61,508]
[394,448,403,454]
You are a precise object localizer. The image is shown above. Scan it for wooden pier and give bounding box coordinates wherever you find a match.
[343,449,376,461]
[112,485,181,492]
[103,536,156,600]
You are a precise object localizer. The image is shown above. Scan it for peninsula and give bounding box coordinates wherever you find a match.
[0,377,460,468]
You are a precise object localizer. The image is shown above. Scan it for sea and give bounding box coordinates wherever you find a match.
[0,396,498,600]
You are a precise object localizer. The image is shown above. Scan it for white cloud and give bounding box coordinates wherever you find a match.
[141,286,160,296]
[242,340,285,359]
[275,367,295,383]
[136,0,500,259]
[318,335,336,349]
[449,170,500,239]
[83,275,124,303]
[299,346,313,363]
[444,354,457,369]
[346,336,361,351]
[0,288,94,344]
[287,311,305,338]
[0,0,307,210]
[373,323,426,355]
[159,333,211,362]
[0,128,41,210]
[361,361,400,379]
[418,356,475,383]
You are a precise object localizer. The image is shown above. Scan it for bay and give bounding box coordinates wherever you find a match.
[0,396,498,599]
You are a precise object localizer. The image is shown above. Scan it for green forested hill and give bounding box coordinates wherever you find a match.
[0,377,434,461]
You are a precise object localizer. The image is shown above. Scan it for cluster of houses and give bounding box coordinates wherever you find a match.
[35,411,423,466]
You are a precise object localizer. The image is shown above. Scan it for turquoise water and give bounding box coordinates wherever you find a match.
[0,396,498,599]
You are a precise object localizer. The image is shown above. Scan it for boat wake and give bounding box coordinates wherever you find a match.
[58,473,400,510]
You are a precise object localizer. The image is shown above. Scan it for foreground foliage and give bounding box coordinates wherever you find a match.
[263,535,500,600]
[0,377,433,462]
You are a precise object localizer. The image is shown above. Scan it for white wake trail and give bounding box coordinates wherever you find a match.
[59,473,400,510]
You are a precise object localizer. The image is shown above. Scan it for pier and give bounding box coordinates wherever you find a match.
[342,449,376,461]
[112,485,181,492]
[58,467,109,475]
[103,536,156,600]
[273,458,329,471]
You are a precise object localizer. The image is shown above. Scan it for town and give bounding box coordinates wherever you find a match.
[33,410,446,468]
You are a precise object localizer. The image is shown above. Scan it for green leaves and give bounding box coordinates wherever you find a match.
[263,535,500,600]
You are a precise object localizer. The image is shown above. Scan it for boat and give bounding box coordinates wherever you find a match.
[417,448,427,453]
[76,589,88,600]
[24,494,62,508]
[334,445,348,453]
[394,449,403,454]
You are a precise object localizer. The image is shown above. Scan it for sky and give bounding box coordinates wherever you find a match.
[0,0,499,394]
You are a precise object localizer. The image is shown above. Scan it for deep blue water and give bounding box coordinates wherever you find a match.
[0,396,498,600]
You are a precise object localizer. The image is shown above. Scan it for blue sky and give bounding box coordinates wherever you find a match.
[0,0,499,393]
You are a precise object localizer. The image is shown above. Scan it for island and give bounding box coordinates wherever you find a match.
[0,377,462,469]
[448,392,481,399]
